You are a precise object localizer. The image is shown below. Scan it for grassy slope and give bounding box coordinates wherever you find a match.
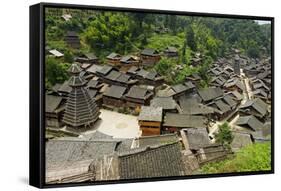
[200,142,271,174]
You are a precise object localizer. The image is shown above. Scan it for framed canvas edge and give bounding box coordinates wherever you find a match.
[29,2,275,189]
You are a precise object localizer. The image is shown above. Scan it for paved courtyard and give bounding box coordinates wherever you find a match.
[82,109,141,139]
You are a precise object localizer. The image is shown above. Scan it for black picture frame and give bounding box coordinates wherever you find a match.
[30,2,274,189]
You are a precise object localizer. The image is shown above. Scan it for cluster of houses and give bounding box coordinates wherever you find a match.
[45,52,272,184]
[44,10,272,184]
[46,130,229,183]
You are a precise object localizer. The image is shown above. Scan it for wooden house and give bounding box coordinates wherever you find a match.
[163,113,207,133]
[103,85,127,108]
[224,90,243,103]
[198,87,224,104]
[124,86,154,109]
[46,139,120,183]
[150,97,179,113]
[250,78,270,94]
[133,133,178,148]
[75,53,98,64]
[138,106,163,136]
[86,64,103,75]
[230,131,252,152]
[186,73,202,87]
[239,98,268,121]
[252,89,268,102]
[117,142,187,179]
[64,31,80,49]
[61,14,72,21]
[106,52,122,66]
[207,98,232,120]
[178,97,214,117]
[140,48,161,65]
[190,53,203,67]
[120,55,140,72]
[57,80,72,97]
[164,46,178,58]
[48,49,64,58]
[180,128,227,162]
[243,64,261,77]
[103,70,138,88]
[170,84,191,100]
[45,94,65,128]
[223,78,245,94]
[210,76,227,88]
[95,65,116,78]
[235,115,264,132]
[127,66,164,86]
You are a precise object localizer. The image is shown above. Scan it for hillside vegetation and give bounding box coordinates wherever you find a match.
[45,8,271,86]
[200,142,271,173]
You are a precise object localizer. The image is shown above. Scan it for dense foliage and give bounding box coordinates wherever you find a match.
[45,8,271,86]
[201,142,271,173]
[215,122,233,149]
[45,57,70,88]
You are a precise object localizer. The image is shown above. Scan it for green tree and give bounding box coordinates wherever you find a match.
[82,12,133,55]
[46,57,69,88]
[185,25,197,51]
[215,122,233,149]
[63,50,74,63]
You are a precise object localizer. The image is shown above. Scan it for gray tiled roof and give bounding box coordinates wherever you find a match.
[86,64,103,74]
[46,140,118,170]
[138,106,163,122]
[58,80,72,94]
[239,98,268,117]
[126,86,151,99]
[231,131,252,151]
[118,142,184,179]
[165,46,178,53]
[106,52,121,59]
[104,85,127,99]
[214,99,231,113]
[150,97,177,110]
[184,81,196,89]
[97,65,113,75]
[105,70,121,81]
[141,48,158,56]
[171,84,189,94]
[198,87,223,102]
[46,94,63,113]
[163,113,207,128]
[184,128,211,150]
[120,55,137,63]
[235,115,264,131]
[179,97,214,115]
[136,134,179,149]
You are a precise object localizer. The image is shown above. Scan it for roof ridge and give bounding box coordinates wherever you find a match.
[118,141,179,157]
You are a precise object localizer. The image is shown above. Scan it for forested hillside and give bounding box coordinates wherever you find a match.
[45,8,271,87]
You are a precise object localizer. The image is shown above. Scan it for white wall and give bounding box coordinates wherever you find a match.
[0,0,279,190]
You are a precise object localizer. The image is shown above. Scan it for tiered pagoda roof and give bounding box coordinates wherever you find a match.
[63,63,100,128]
